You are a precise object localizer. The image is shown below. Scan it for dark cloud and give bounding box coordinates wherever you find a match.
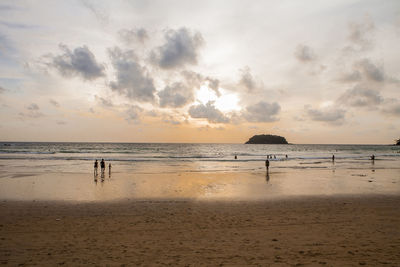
[95,95,113,107]
[109,47,156,103]
[338,85,383,107]
[347,16,375,50]
[50,44,105,80]
[125,105,143,123]
[158,82,194,108]
[243,101,281,122]
[188,101,229,123]
[49,99,59,107]
[151,27,204,69]
[119,28,148,44]
[339,59,384,83]
[305,106,345,125]
[356,59,384,82]
[206,77,221,97]
[19,103,44,118]
[239,67,256,92]
[294,44,316,62]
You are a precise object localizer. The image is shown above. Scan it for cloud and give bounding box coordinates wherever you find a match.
[338,85,383,107]
[242,101,281,122]
[347,16,375,50]
[339,58,384,83]
[109,47,156,103]
[305,105,346,125]
[382,99,400,116]
[95,95,113,107]
[119,28,148,44]
[80,0,109,26]
[125,105,143,123]
[0,21,35,29]
[49,99,59,107]
[158,82,194,108]
[50,44,105,80]
[355,59,384,82]
[151,27,204,69]
[294,44,316,62]
[162,114,181,125]
[182,71,221,96]
[188,101,229,123]
[19,103,44,118]
[205,77,221,97]
[238,67,256,92]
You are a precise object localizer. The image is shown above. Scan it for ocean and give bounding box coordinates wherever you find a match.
[0,142,399,175]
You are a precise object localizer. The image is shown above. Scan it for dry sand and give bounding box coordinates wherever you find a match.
[1,196,400,266]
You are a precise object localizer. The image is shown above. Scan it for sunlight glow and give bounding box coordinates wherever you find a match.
[195,86,240,112]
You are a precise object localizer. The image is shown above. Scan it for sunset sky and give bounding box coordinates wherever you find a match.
[0,0,399,144]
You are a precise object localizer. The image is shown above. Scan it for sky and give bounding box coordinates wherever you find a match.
[0,0,399,144]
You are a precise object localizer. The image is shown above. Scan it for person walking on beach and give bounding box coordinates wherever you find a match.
[265,159,270,172]
[332,155,335,162]
[371,155,375,161]
[108,163,112,176]
[94,160,98,176]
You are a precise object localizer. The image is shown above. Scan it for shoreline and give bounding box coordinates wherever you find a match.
[1,194,400,265]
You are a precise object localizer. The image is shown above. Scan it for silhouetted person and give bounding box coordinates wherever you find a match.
[371,155,375,161]
[265,159,270,172]
[94,160,98,176]
[100,159,105,175]
[108,163,112,177]
[234,154,237,159]
[285,154,288,159]
[274,155,276,159]
[332,155,335,162]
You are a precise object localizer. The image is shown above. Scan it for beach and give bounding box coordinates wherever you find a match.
[1,143,400,265]
[1,195,400,266]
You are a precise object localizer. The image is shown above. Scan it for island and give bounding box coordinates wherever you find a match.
[245,134,289,144]
[396,138,400,146]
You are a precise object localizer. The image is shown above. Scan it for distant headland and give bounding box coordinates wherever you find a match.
[245,134,289,144]
[396,138,400,146]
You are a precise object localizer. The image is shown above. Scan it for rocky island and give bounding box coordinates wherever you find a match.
[245,134,289,144]
[396,138,400,146]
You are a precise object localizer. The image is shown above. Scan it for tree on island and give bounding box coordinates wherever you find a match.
[245,134,289,144]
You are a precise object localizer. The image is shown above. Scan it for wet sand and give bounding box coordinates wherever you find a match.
[1,195,400,266]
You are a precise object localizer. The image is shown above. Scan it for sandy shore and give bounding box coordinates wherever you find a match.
[1,195,400,266]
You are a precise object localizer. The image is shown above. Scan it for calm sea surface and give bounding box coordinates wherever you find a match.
[1,142,399,201]
[0,142,399,175]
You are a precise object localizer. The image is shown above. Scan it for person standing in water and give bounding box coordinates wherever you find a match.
[94,160,98,176]
[265,159,270,172]
[100,159,105,174]
[332,155,335,162]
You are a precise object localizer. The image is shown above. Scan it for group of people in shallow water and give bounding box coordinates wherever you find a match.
[94,159,111,177]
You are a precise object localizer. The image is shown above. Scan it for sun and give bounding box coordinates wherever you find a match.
[195,86,241,112]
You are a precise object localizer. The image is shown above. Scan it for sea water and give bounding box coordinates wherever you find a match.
[0,142,399,201]
[0,142,399,176]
